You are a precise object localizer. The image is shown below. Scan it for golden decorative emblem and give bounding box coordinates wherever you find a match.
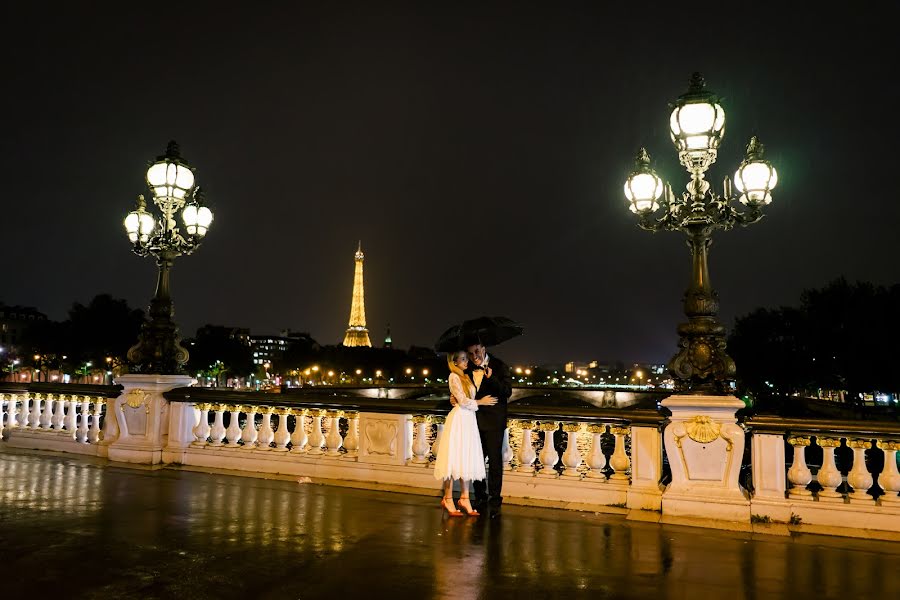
[684,416,721,444]
[124,389,149,409]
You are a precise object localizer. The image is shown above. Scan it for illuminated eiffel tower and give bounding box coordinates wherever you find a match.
[342,241,372,347]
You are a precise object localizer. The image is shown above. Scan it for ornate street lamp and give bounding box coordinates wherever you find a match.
[624,73,777,394]
[124,141,214,374]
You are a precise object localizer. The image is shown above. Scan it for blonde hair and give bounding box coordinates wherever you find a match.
[447,351,475,399]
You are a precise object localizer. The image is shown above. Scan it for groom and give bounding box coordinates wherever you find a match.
[464,341,512,515]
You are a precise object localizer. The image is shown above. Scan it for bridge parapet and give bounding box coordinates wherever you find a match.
[2,382,898,539]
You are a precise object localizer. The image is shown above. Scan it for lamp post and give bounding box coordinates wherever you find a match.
[624,73,777,395]
[123,141,213,374]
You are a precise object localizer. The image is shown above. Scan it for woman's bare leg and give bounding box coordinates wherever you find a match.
[442,478,457,511]
[458,480,477,514]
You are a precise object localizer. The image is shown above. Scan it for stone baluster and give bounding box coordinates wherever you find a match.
[52,394,66,430]
[89,399,103,443]
[847,439,874,503]
[76,396,90,443]
[40,394,54,429]
[256,407,275,450]
[409,415,431,464]
[241,406,259,448]
[609,426,631,481]
[19,393,31,428]
[31,393,43,429]
[192,403,212,447]
[428,415,443,462]
[4,394,17,431]
[876,440,900,505]
[586,424,608,479]
[561,423,583,478]
[273,408,291,452]
[8,393,18,432]
[815,437,844,501]
[325,410,344,457]
[538,421,560,477]
[224,405,243,447]
[209,404,227,447]
[290,408,308,453]
[343,411,360,458]
[515,421,537,473]
[307,410,326,455]
[787,436,813,497]
[502,426,513,470]
[64,395,79,437]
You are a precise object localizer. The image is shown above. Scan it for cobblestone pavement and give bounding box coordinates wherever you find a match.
[1,449,898,599]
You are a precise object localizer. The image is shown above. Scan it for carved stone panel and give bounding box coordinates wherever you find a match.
[358,413,411,465]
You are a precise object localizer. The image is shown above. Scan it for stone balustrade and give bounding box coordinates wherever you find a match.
[1,387,113,456]
[2,382,898,538]
[747,415,900,536]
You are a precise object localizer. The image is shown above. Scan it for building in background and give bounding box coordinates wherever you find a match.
[0,304,48,346]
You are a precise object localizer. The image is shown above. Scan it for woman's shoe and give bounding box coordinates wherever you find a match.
[458,498,480,516]
[441,498,463,517]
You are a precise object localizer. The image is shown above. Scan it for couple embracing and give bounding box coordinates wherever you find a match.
[433,341,512,517]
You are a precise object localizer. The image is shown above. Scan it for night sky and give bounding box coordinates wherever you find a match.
[4,4,898,366]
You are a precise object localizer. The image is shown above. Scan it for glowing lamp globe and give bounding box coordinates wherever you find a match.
[624,148,664,213]
[734,137,778,205]
[182,203,213,237]
[124,196,156,243]
[669,73,725,166]
[145,141,196,201]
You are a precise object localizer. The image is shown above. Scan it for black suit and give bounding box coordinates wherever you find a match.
[466,354,512,507]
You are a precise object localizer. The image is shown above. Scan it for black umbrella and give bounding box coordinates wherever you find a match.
[434,316,524,352]
[434,324,464,353]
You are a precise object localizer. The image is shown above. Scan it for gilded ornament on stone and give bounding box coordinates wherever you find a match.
[124,389,149,410]
[876,440,900,451]
[684,416,721,444]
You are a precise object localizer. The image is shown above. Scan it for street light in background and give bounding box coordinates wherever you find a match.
[624,73,777,394]
[124,141,213,374]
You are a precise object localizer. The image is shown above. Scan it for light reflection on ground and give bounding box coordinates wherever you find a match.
[1,448,897,599]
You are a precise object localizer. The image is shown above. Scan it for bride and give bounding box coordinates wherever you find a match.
[433,350,497,516]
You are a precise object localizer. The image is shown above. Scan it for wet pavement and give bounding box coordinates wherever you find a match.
[1,449,898,599]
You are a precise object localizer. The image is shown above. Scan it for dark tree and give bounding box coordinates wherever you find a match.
[186,325,254,384]
[728,278,900,406]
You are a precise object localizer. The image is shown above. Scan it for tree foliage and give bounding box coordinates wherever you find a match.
[186,325,254,383]
[18,294,144,373]
[728,278,900,401]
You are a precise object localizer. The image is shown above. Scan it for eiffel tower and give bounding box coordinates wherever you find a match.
[342,241,372,347]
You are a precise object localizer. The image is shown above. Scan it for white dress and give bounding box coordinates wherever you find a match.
[433,373,486,482]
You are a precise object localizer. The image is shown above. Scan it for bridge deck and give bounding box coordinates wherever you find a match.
[1,448,897,599]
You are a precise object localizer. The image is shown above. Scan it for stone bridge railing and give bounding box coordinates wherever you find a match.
[1,381,898,539]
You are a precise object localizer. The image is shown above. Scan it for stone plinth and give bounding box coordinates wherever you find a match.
[107,374,194,465]
[661,394,750,521]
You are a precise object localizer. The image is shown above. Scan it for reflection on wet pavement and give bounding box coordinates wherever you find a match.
[1,449,898,599]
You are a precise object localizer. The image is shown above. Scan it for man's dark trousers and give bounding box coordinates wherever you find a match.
[467,355,512,509]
